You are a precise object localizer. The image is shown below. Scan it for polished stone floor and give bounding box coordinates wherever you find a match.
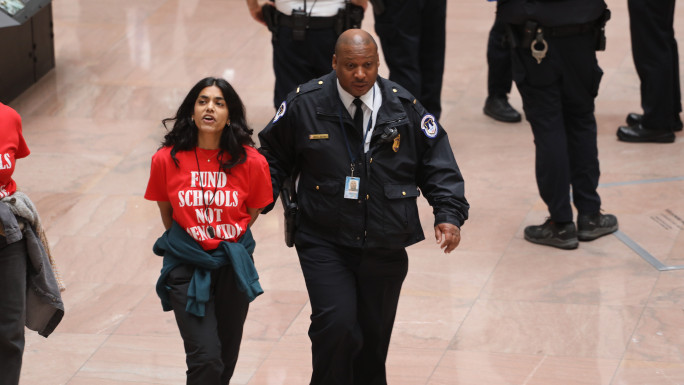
[7,0,684,384]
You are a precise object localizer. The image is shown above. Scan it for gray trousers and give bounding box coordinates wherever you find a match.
[0,235,27,385]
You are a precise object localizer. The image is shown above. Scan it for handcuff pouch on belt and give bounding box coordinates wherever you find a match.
[262,4,278,34]
[338,1,364,34]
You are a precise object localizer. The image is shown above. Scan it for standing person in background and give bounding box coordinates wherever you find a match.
[145,77,273,384]
[617,0,681,143]
[483,15,522,123]
[0,102,64,385]
[246,0,368,109]
[497,0,618,249]
[373,0,446,120]
[258,29,469,384]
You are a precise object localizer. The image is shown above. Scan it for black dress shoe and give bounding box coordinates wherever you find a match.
[484,96,522,123]
[625,112,683,132]
[617,123,675,143]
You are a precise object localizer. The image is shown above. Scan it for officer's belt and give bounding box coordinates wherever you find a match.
[276,11,337,29]
[513,21,597,38]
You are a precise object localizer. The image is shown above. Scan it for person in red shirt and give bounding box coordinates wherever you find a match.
[0,103,29,199]
[0,102,30,384]
[145,78,273,384]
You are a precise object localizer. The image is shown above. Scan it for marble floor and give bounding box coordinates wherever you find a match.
[6,0,684,384]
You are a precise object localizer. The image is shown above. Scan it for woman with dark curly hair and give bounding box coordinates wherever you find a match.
[145,77,272,384]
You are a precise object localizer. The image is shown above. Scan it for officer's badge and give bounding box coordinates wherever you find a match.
[273,101,286,123]
[392,134,400,152]
[421,114,438,138]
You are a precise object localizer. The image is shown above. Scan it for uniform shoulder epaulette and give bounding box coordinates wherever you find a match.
[273,77,328,124]
[384,79,425,115]
[390,83,414,102]
[290,77,325,100]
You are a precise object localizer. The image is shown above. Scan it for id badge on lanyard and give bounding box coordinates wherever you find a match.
[344,162,360,199]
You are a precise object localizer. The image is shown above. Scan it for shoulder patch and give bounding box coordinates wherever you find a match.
[421,114,439,138]
[273,101,286,123]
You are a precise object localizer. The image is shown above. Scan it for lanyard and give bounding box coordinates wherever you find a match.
[339,104,373,177]
[338,87,376,175]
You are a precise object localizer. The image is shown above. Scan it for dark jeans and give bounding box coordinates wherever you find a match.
[628,0,682,130]
[295,231,408,385]
[0,235,27,385]
[167,264,250,385]
[512,32,603,222]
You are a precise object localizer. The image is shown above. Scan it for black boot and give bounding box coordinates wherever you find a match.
[484,96,522,123]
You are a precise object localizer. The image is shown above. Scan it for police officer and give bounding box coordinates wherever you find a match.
[483,17,522,123]
[258,29,468,384]
[246,0,368,109]
[617,0,681,143]
[372,0,446,120]
[497,0,618,249]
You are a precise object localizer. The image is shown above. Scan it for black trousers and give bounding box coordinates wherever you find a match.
[511,32,603,222]
[0,236,27,385]
[628,0,682,130]
[271,26,338,108]
[167,264,249,385]
[374,0,446,120]
[295,231,408,385]
[487,18,514,98]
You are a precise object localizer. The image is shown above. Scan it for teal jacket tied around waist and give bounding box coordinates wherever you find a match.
[153,221,263,317]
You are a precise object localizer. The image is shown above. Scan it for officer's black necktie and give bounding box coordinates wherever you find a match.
[353,98,364,137]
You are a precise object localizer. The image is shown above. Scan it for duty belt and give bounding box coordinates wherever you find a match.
[511,19,601,64]
[277,11,337,29]
[512,21,596,40]
[539,22,596,38]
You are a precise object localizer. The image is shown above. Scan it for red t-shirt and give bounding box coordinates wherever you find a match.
[145,145,273,250]
[0,103,30,199]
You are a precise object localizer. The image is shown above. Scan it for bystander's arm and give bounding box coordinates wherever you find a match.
[246,0,274,25]
[350,0,369,11]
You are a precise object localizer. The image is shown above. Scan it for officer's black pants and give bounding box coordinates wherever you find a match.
[295,231,408,385]
[512,32,603,222]
[374,0,446,119]
[167,264,249,385]
[0,236,27,385]
[487,18,513,98]
[271,26,337,108]
[628,0,682,130]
